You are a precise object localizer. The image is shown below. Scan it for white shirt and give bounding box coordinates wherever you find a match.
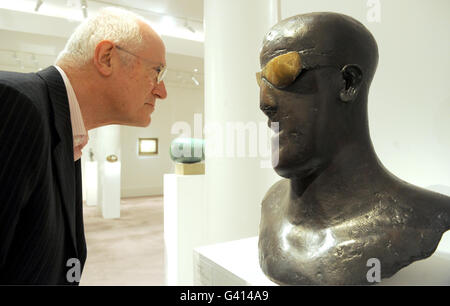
[54,65,88,161]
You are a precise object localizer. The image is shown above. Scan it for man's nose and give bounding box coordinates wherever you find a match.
[153,81,167,99]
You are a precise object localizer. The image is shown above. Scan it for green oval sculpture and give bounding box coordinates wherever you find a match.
[170,138,205,164]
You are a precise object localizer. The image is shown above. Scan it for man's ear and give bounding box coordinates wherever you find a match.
[93,40,115,76]
[339,64,363,102]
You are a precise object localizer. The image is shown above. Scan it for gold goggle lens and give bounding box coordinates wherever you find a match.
[256,51,302,88]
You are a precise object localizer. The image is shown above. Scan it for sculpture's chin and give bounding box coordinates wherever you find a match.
[273,157,323,180]
[273,165,293,178]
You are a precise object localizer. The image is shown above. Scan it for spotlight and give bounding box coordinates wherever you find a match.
[34,0,44,12]
[184,19,196,33]
[191,76,199,86]
[80,0,88,18]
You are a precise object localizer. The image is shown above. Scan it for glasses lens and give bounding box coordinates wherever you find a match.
[157,66,167,84]
[262,51,302,88]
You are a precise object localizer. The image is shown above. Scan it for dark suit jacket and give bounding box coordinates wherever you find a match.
[0,66,87,285]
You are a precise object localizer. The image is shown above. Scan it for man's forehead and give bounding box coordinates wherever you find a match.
[139,20,166,64]
[141,38,166,65]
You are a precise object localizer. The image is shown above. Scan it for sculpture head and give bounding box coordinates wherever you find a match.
[258,12,379,178]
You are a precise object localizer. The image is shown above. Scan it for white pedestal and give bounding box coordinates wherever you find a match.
[85,161,98,206]
[102,161,121,219]
[194,237,276,286]
[164,174,206,285]
[194,234,450,286]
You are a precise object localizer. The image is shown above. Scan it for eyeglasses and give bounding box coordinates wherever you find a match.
[256,51,337,88]
[116,45,167,84]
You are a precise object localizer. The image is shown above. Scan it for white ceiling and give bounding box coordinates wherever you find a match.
[96,0,203,22]
[0,0,203,22]
[0,0,204,87]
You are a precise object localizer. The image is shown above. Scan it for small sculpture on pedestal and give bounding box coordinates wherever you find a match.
[89,148,95,162]
[170,138,205,175]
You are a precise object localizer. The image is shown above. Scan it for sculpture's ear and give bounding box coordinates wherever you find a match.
[339,64,363,103]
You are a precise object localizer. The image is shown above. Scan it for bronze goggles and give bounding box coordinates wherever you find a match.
[256,51,337,88]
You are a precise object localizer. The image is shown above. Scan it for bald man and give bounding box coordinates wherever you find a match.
[257,12,450,285]
[0,7,167,285]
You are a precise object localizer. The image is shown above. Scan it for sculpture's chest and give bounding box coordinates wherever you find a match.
[258,214,437,285]
[259,222,376,284]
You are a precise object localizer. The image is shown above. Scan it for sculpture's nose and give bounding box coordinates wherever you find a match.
[259,83,278,119]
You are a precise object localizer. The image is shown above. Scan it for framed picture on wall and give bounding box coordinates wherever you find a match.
[138,138,158,156]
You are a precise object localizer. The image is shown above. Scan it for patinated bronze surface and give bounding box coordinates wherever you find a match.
[258,12,450,285]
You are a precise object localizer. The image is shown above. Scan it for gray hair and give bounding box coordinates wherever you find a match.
[56,7,147,67]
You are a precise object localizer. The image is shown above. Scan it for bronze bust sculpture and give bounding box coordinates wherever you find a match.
[257,12,450,285]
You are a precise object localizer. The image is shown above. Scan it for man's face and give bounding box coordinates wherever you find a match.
[259,49,342,178]
[113,37,167,127]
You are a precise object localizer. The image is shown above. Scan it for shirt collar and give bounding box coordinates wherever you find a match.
[54,65,88,161]
[53,65,87,137]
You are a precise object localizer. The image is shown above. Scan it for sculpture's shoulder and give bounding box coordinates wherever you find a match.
[377,181,450,232]
[410,186,450,220]
[261,178,290,210]
[260,179,289,235]
[357,183,450,276]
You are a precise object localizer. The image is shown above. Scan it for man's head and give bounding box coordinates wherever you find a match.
[258,12,379,178]
[56,7,167,127]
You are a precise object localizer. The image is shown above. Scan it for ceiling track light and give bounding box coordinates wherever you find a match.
[34,0,44,12]
[184,19,196,33]
[80,0,88,18]
[191,76,199,86]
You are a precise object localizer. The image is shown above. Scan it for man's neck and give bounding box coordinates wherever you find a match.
[58,64,112,131]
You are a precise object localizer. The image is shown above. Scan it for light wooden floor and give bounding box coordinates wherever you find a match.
[79,196,165,286]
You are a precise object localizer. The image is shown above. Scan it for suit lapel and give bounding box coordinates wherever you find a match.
[37,66,78,256]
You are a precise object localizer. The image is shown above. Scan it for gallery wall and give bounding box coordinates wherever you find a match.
[281,0,450,191]
[120,83,204,197]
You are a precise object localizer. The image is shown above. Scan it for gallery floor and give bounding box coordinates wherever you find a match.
[80,196,165,286]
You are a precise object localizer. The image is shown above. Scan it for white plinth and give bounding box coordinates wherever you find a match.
[164,174,206,285]
[194,234,450,286]
[194,237,276,286]
[102,161,121,219]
